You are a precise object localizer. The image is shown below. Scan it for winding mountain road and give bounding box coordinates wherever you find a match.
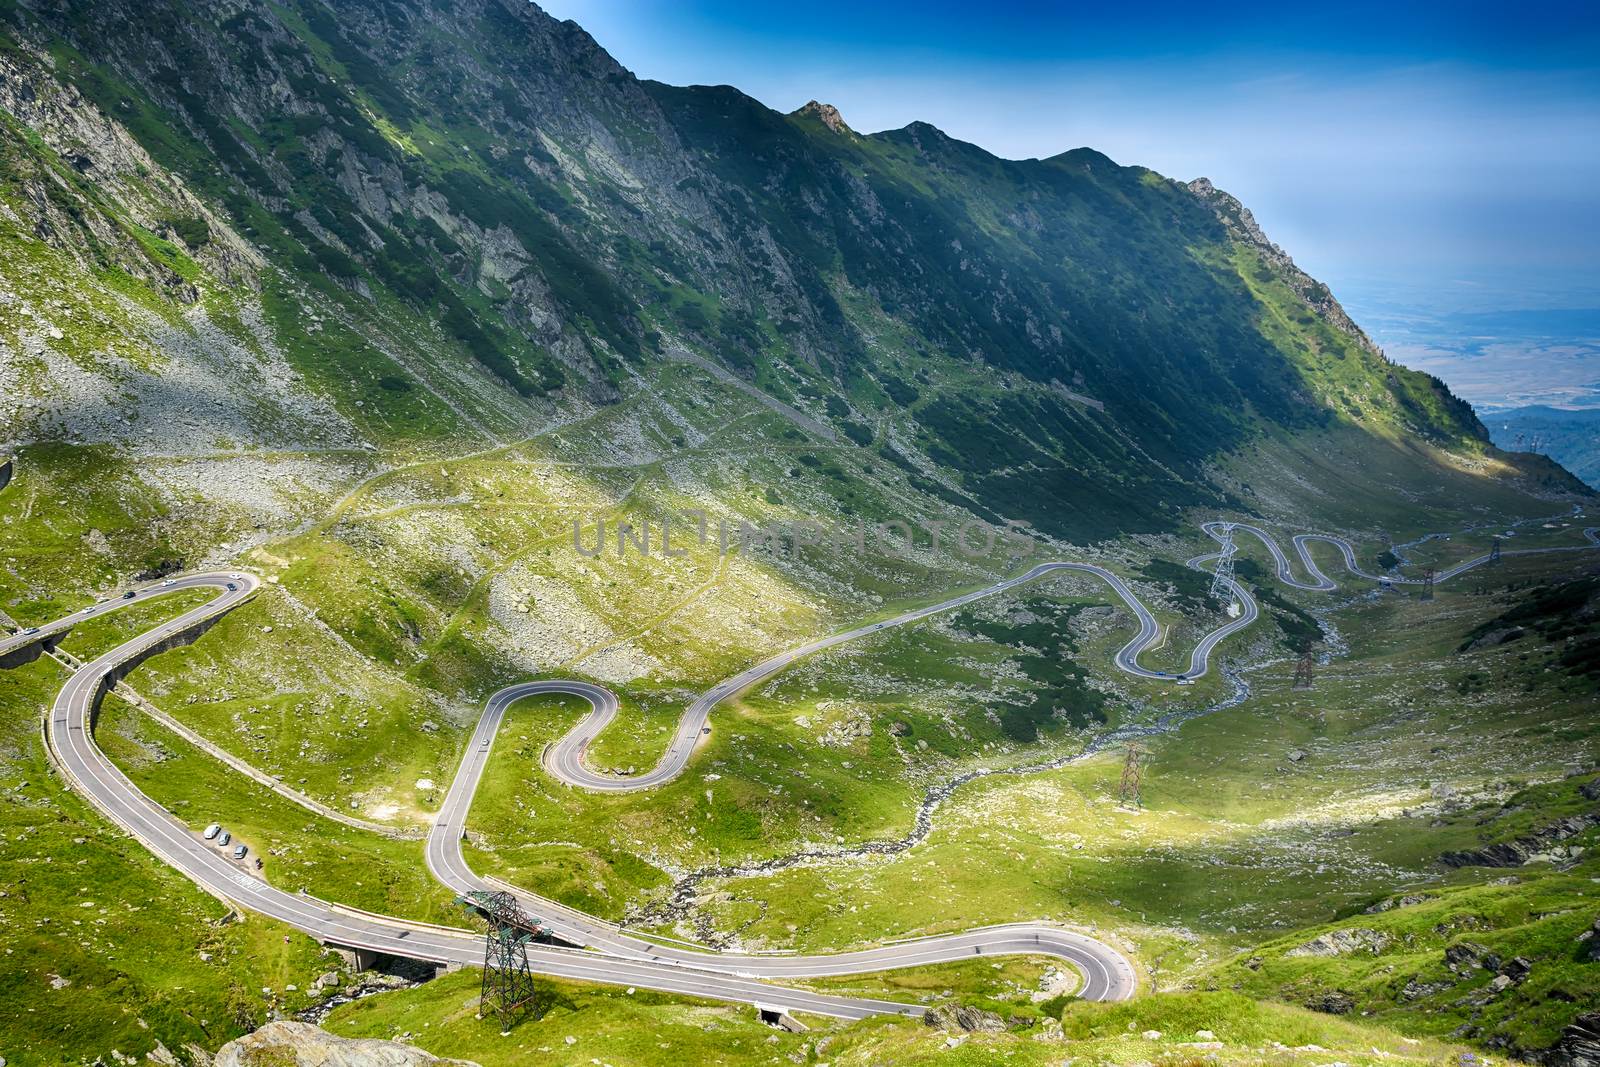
[531,520,1600,795]
[5,519,1595,1020]
[532,556,1243,797]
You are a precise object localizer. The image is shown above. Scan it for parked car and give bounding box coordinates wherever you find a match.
[202,823,221,841]
[217,831,231,846]
[231,844,248,861]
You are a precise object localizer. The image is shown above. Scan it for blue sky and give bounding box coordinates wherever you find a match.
[538,1,1600,311]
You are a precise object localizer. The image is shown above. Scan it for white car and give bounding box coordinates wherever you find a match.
[162,579,176,586]
[202,823,221,840]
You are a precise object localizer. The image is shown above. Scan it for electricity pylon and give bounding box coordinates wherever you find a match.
[464,891,544,1032]
[1293,641,1316,689]
[1420,568,1435,601]
[1210,522,1237,601]
[1118,742,1144,808]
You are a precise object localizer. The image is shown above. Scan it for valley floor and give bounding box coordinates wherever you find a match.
[1,413,1597,1065]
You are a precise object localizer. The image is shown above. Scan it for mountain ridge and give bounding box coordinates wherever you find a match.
[1,0,1570,547]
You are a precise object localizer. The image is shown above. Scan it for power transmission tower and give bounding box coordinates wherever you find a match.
[1420,568,1435,601]
[1210,522,1237,601]
[1117,742,1144,808]
[1293,640,1316,689]
[1489,537,1501,564]
[464,890,544,1032]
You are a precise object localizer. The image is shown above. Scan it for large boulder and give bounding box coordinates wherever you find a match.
[922,1003,1007,1033]
[213,1022,480,1066]
[1445,941,1496,972]
[1500,956,1534,983]
[1305,990,1355,1015]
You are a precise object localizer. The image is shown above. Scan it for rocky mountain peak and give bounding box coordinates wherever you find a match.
[795,100,851,133]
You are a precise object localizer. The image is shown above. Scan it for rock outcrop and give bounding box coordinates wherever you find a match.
[1286,928,1392,957]
[1440,812,1600,868]
[1585,915,1600,962]
[212,1022,480,1067]
[1539,1012,1600,1067]
[793,100,852,134]
[1465,626,1528,652]
[923,1003,1007,1033]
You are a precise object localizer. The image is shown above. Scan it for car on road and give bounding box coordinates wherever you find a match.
[231,844,248,861]
[203,823,221,840]
[216,831,231,846]
[23,627,39,635]
[121,590,136,599]
[162,579,175,586]
[225,583,237,591]
[229,573,244,580]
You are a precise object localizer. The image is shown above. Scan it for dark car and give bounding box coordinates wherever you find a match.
[121,590,136,599]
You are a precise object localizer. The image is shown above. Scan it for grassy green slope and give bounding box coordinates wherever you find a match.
[322,968,1480,1067]
[0,657,343,1063]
